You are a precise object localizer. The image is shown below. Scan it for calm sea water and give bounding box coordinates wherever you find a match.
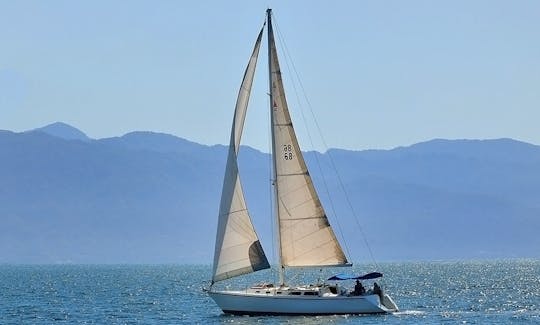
[0,260,538,324]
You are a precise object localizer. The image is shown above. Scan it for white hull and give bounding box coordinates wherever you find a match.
[209,290,398,315]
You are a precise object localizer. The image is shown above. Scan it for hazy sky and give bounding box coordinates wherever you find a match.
[1,1,538,151]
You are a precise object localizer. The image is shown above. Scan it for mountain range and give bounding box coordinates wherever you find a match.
[1,122,539,264]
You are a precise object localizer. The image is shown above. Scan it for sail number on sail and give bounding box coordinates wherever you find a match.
[283,144,293,160]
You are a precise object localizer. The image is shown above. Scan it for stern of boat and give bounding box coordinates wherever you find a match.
[380,293,399,312]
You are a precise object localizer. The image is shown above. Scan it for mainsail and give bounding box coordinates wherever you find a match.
[212,26,270,283]
[267,11,348,267]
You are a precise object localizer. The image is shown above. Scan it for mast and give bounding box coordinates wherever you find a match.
[266,8,285,286]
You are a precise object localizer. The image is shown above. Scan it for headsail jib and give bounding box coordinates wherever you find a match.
[211,26,270,283]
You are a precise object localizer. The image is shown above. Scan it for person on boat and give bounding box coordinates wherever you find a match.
[354,280,365,296]
[373,282,383,299]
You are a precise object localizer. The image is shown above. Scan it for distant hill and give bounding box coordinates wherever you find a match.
[31,122,91,142]
[0,123,538,264]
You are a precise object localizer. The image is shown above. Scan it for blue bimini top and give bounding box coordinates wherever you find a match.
[327,272,383,281]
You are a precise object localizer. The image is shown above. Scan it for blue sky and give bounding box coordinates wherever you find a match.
[1,0,538,151]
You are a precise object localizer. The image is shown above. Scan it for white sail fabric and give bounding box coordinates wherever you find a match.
[267,16,348,267]
[212,27,269,283]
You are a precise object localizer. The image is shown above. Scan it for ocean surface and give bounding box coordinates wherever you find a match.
[0,260,539,324]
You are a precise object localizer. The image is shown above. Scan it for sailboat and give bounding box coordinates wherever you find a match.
[208,9,399,315]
